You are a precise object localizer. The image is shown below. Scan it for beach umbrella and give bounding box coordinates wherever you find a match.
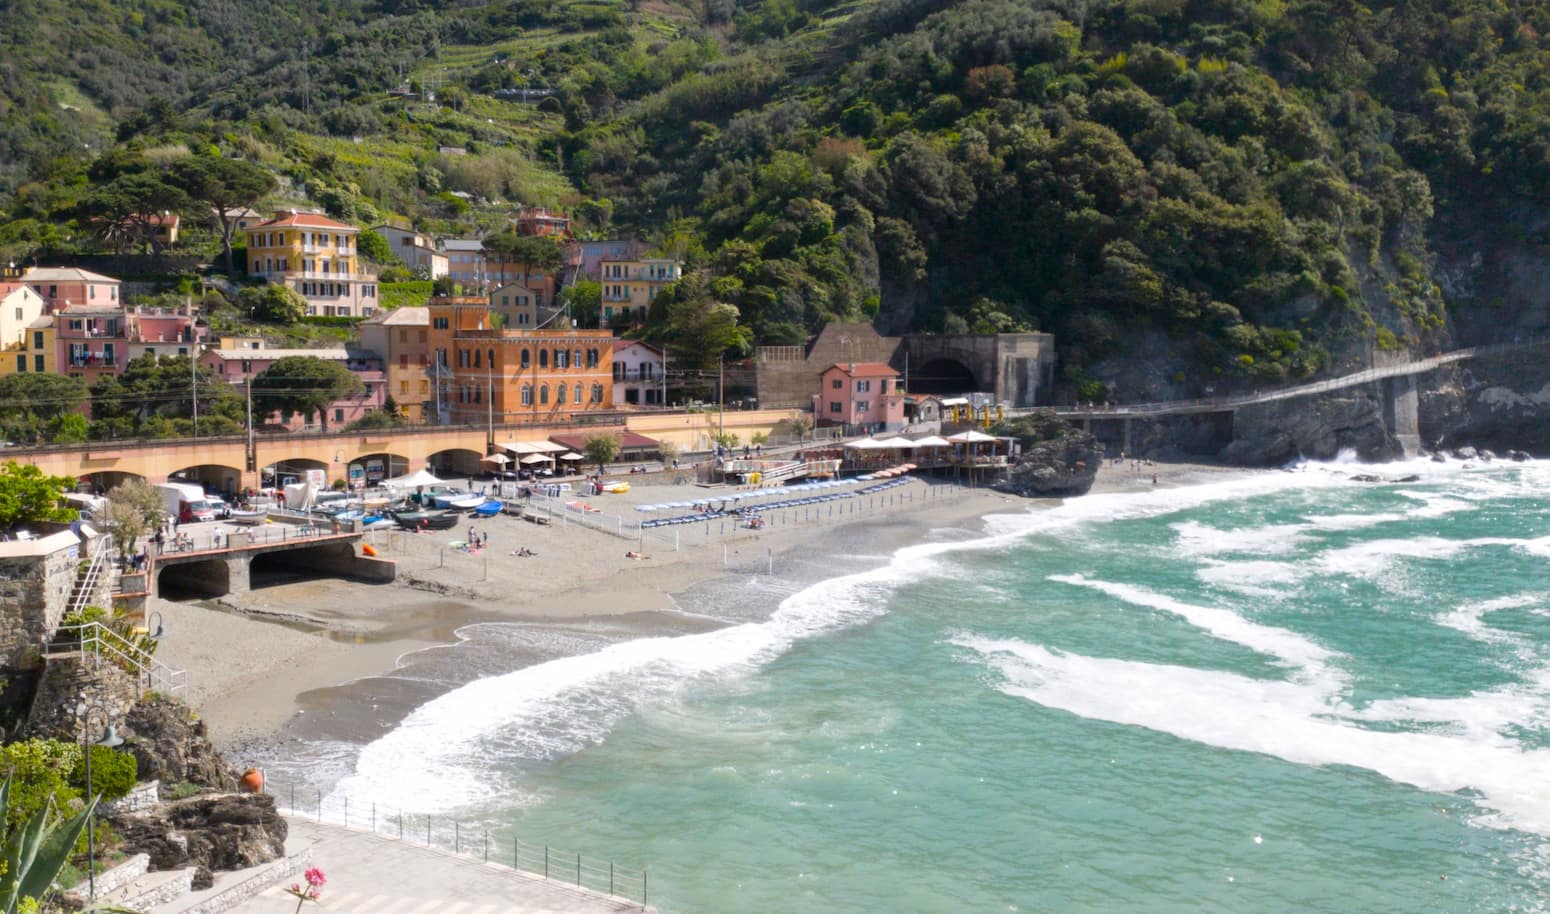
[481,453,511,465]
[946,430,997,443]
[911,435,951,447]
[520,454,553,465]
[874,436,918,449]
[559,452,585,461]
[845,437,886,449]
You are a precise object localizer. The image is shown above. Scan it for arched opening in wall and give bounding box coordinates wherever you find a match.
[261,458,327,490]
[428,448,483,478]
[77,471,145,495]
[248,544,349,589]
[909,358,980,395]
[167,464,243,498]
[157,559,230,600]
[347,452,409,488]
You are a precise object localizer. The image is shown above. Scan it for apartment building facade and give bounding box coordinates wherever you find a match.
[598,258,680,326]
[244,212,379,317]
[357,306,432,421]
[427,296,614,425]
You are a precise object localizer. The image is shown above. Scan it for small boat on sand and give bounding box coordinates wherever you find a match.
[390,510,461,531]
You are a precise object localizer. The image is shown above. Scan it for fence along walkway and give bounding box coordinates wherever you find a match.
[262,780,651,910]
[1041,335,1550,419]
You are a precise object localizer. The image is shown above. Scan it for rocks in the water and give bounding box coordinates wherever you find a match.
[1394,474,1421,483]
[991,411,1104,497]
[1479,448,1496,461]
[1452,446,1478,460]
[1509,449,1532,462]
[1350,474,1382,482]
[124,696,237,792]
[110,793,287,876]
[1431,453,1448,463]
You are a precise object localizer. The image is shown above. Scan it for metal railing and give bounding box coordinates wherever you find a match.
[264,780,650,908]
[1042,334,1550,419]
[68,536,111,619]
[52,621,187,695]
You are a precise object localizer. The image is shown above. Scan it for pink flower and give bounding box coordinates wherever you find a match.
[289,883,301,893]
[304,868,327,888]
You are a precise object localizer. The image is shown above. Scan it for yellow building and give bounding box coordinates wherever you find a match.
[1,315,56,375]
[357,306,432,421]
[599,258,681,327]
[0,281,47,374]
[244,212,379,318]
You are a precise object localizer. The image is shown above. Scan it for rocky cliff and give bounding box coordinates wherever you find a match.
[1221,388,1405,466]
[1421,350,1550,455]
[992,412,1104,497]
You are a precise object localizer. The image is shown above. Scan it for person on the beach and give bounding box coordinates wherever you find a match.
[625,551,650,560]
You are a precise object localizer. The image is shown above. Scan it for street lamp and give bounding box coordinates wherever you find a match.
[79,704,125,899]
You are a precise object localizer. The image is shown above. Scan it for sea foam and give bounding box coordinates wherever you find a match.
[953,634,1550,836]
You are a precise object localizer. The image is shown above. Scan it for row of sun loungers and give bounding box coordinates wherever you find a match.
[638,477,915,529]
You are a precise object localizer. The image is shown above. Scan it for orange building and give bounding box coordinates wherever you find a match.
[427,296,615,425]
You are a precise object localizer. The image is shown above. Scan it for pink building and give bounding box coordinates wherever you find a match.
[127,304,205,360]
[55,306,129,382]
[21,267,120,313]
[819,362,905,432]
[200,346,386,430]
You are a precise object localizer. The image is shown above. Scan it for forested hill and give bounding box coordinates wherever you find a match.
[2,0,1548,401]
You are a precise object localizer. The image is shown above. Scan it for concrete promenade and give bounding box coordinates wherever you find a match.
[159,819,652,914]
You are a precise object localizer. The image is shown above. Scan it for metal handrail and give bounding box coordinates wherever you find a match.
[1042,334,1550,418]
[53,621,187,695]
[67,536,110,620]
[263,779,651,908]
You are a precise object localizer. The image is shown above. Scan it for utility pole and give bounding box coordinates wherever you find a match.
[245,379,256,488]
[191,353,199,436]
[718,355,725,446]
[660,345,667,408]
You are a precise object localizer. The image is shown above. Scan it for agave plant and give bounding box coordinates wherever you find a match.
[0,775,95,914]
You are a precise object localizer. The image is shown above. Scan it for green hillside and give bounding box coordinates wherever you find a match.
[2,0,1548,401]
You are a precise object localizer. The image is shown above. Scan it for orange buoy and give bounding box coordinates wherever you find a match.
[361,544,378,557]
[239,768,264,793]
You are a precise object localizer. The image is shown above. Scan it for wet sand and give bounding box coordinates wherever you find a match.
[152,462,1244,757]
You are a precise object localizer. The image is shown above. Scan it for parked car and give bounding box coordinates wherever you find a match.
[205,495,233,519]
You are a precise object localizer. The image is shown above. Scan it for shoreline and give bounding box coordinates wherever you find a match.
[152,461,1251,774]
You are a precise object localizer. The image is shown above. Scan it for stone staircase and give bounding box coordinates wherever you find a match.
[71,854,197,912]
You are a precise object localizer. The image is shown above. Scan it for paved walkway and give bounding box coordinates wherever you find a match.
[162,819,650,914]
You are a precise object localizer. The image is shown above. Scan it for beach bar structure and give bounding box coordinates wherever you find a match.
[841,431,1012,483]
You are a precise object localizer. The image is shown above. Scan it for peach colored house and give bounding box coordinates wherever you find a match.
[819,362,905,432]
[21,267,120,313]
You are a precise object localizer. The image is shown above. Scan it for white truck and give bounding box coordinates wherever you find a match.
[157,481,215,524]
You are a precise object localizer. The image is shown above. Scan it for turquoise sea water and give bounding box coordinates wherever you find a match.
[337,460,1550,913]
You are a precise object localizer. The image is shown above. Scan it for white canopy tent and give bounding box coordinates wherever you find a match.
[874,436,918,449]
[946,430,997,443]
[911,435,952,447]
[502,440,568,454]
[844,438,888,450]
[481,453,511,465]
[381,468,446,489]
[520,454,555,465]
[559,452,585,461]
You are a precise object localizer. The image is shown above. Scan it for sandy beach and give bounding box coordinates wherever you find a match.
[152,460,1247,761]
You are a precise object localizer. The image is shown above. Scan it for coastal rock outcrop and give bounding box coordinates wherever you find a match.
[124,695,237,791]
[1220,390,1401,465]
[991,411,1104,497]
[110,793,287,886]
[1421,352,1550,455]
